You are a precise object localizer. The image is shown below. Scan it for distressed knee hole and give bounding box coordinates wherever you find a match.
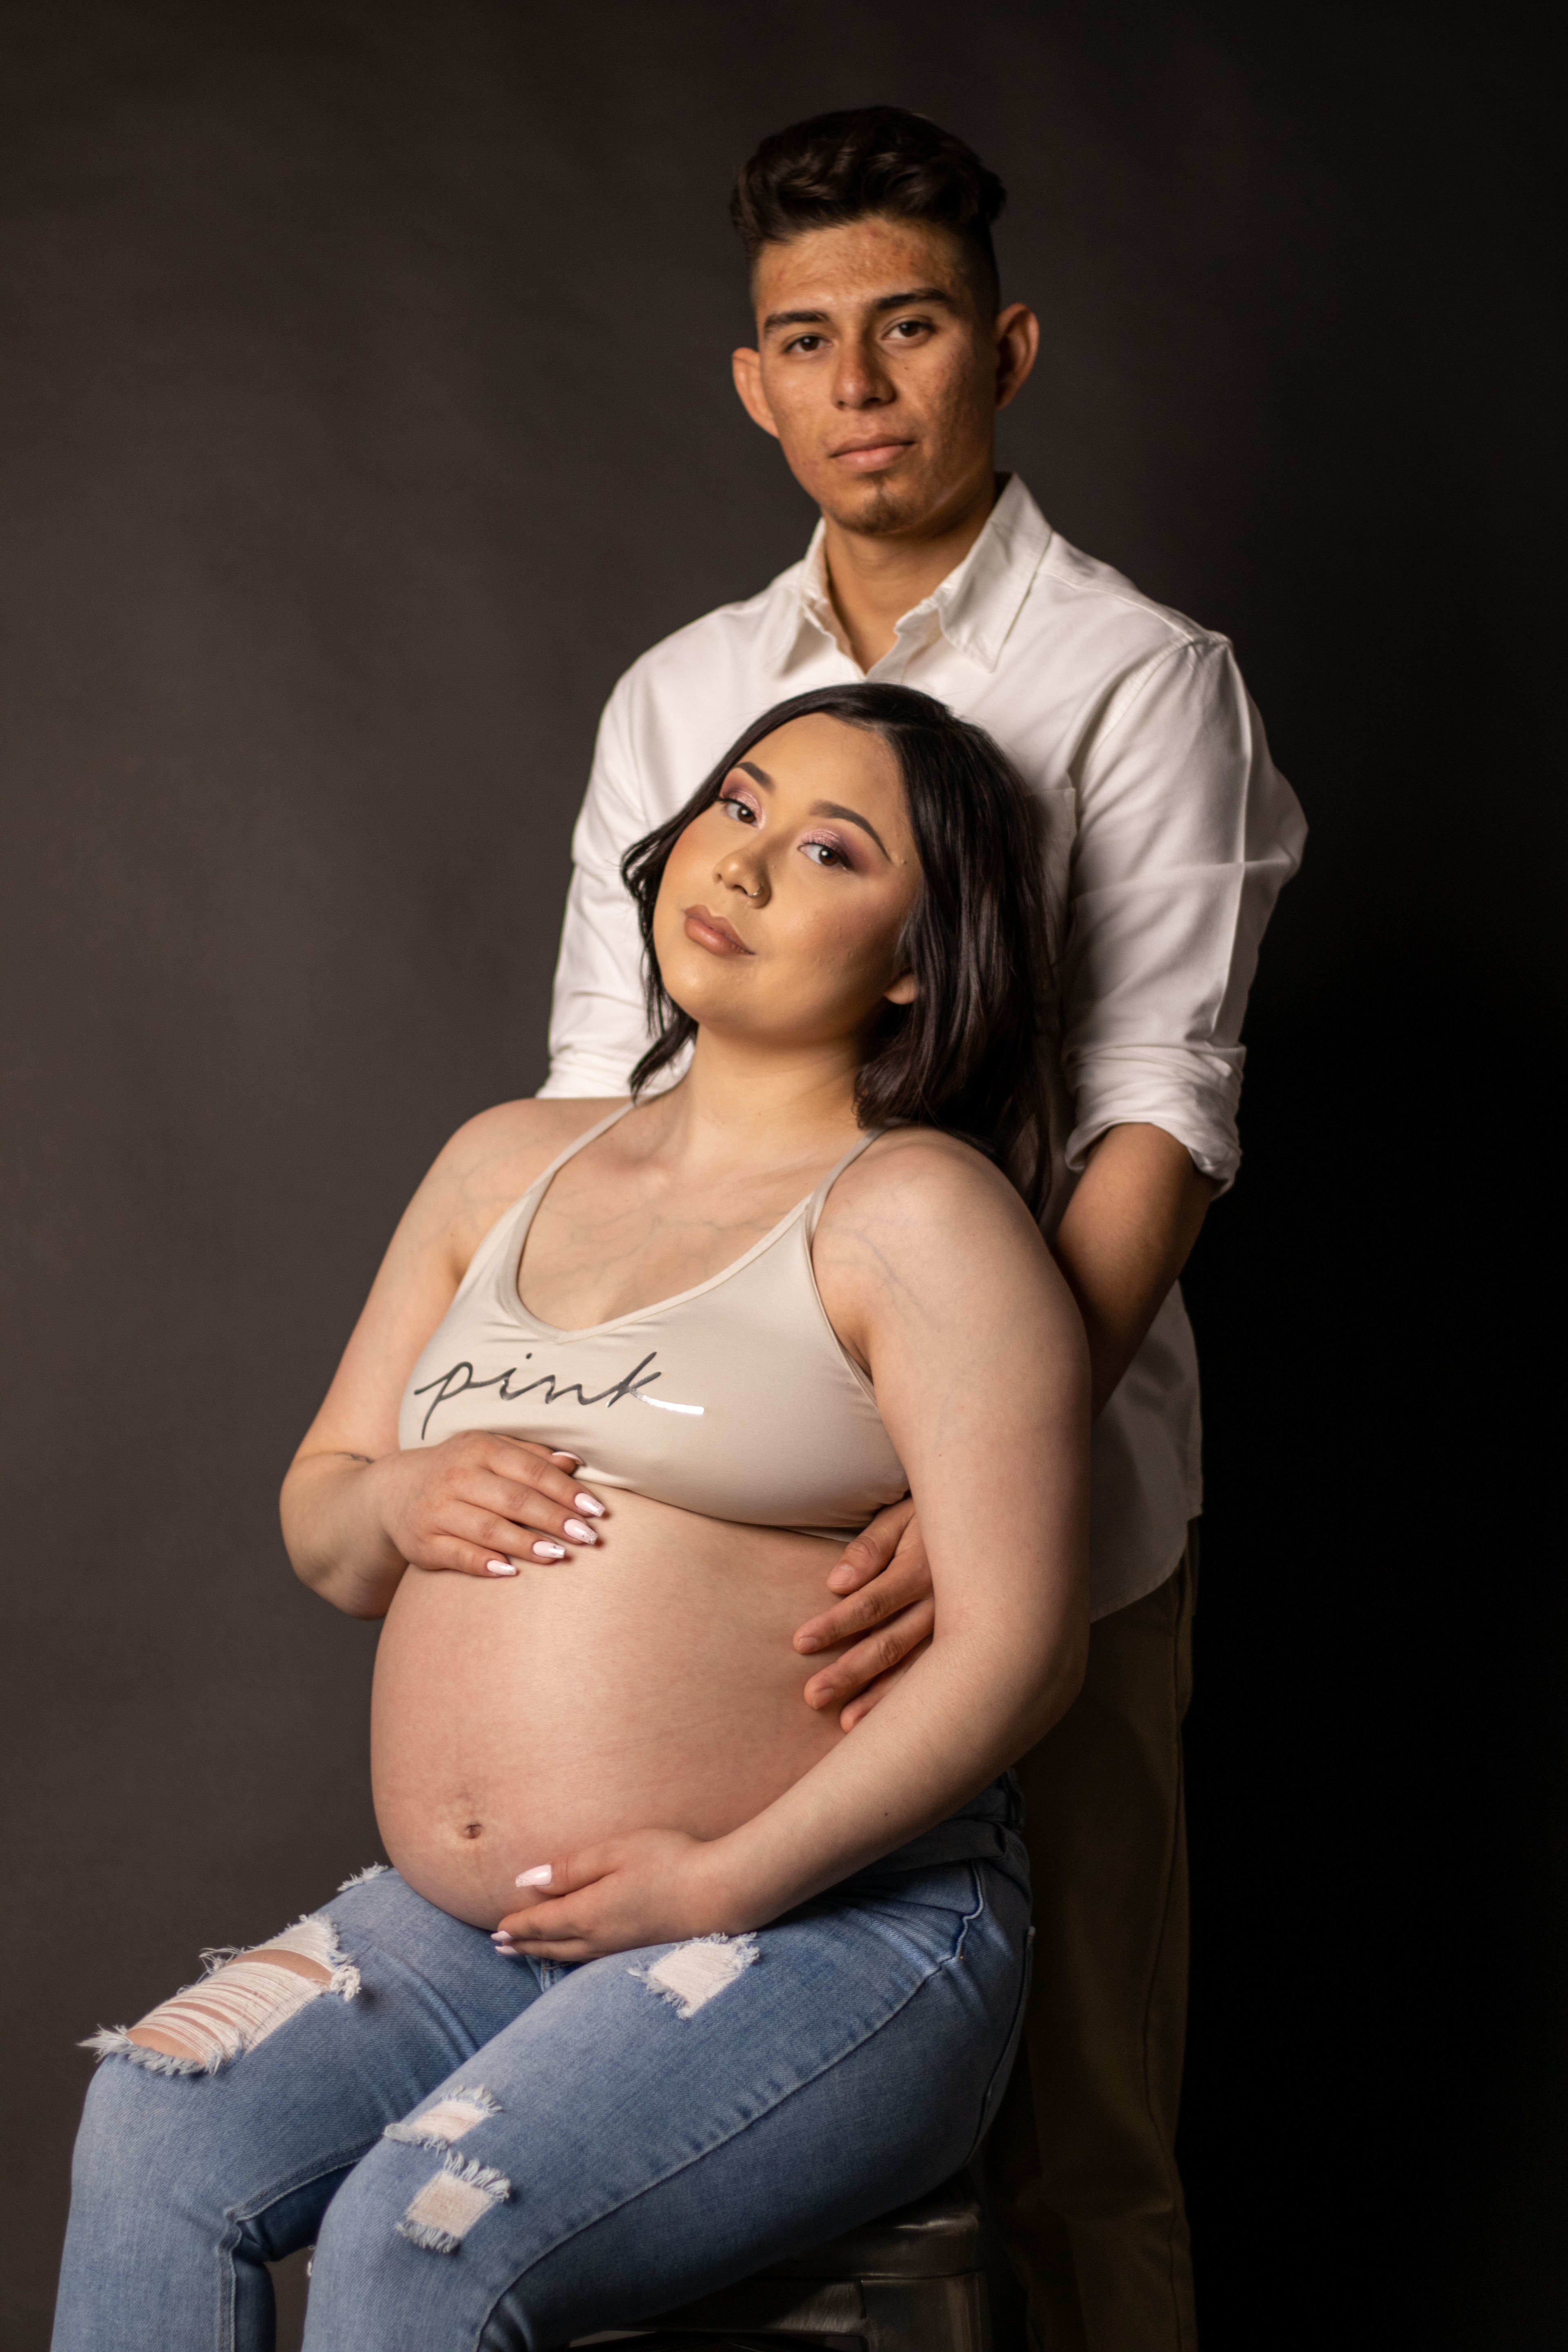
[383,2084,499,2150]
[397,2154,511,2253]
[630,1932,759,2019]
[83,1913,361,2075]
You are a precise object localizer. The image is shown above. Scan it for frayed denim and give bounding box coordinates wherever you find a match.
[53,1782,1030,2352]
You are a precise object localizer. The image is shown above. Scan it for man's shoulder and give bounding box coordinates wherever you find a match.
[1018,506,1229,676]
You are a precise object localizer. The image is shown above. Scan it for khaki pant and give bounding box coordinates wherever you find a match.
[982,1535,1199,2352]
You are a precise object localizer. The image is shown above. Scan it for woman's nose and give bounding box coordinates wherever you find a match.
[716,844,769,903]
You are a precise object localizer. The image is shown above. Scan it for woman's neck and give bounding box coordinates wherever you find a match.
[644,1029,864,1178]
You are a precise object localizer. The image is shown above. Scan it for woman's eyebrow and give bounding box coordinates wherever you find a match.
[735,763,891,859]
[813,801,891,859]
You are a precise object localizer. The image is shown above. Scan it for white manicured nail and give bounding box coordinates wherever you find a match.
[485,1559,519,1577]
[532,1540,566,1561]
[574,1493,604,1517]
[515,1864,552,1888]
[563,1518,596,1544]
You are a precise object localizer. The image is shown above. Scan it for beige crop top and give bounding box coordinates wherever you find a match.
[397,1106,909,1540]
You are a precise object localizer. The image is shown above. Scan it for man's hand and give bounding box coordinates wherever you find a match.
[491,1829,735,1961]
[793,1497,935,1731]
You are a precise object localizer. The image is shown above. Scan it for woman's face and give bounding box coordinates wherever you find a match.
[653,713,921,1057]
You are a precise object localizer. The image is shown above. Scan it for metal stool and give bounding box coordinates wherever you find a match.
[575,2170,1018,2352]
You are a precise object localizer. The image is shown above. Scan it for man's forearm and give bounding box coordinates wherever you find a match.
[1051,1123,1216,1418]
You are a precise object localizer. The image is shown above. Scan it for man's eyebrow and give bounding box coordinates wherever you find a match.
[871,286,959,315]
[761,287,960,334]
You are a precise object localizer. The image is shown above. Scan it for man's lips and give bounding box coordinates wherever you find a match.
[682,904,753,956]
[829,437,915,473]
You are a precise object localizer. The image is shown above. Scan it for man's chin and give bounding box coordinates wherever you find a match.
[816,473,933,539]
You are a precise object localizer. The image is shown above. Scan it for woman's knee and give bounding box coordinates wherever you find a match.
[304,2137,522,2347]
[70,2052,212,2218]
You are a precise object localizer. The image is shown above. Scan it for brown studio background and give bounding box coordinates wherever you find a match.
[0,5,1559,2346]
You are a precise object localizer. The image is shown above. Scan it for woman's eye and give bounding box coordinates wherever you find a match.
[719,794,757,825]
[802,840,846,869]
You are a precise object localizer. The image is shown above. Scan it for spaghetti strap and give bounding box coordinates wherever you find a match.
[524,1101,636,1198]
[804,1128,886,1240]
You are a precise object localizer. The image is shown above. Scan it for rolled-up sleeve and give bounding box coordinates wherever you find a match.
[537,682,654,1098]
[1060,636,1306,1190]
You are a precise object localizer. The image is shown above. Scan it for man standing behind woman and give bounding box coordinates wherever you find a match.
[541,107,1305,2352]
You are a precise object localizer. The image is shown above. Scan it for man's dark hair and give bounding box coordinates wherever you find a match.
[620,684,1056,1217]
[731,107,1007,316]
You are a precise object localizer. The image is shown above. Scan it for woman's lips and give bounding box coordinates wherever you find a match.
[682,904,753,956]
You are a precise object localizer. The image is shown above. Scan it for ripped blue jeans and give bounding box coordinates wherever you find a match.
[53,1782,1030,2352]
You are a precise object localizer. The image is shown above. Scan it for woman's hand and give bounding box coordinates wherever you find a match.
[491,1829,737,1961]
[792,1497,935,1729]
[372,1432,606,1576]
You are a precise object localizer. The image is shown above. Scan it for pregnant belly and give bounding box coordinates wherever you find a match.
[370,1487,850,1926]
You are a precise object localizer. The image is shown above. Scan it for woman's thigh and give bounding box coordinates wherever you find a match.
[69,1867,545,2263]
[305,1853,1031,2352]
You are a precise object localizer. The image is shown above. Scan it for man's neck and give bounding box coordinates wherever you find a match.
[821,469,1001,671]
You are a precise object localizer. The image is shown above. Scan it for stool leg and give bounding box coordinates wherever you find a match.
[861,2273,991,2352]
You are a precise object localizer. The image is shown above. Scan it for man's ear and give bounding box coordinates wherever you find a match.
[884,971,918,1006]
[993,303,1040,413]
[731,347,780,440]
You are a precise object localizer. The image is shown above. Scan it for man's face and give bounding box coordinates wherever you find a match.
[732,214,1036,540]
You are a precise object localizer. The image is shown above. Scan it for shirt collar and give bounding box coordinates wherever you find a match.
[771,474,1053,675]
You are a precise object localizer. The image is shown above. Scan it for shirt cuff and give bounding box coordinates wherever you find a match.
[537,1056,636,1100]
[1065,1053,1243,1192]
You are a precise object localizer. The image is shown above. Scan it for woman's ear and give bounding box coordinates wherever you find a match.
[884,971,918,1006]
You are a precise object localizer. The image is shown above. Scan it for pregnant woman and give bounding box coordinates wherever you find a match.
[54,683,1089,2352]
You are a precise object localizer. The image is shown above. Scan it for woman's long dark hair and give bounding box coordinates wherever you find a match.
[621,684,1058,1216]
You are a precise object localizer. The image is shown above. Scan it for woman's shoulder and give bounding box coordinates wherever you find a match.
[421,1096,627,1266]
[817,1125,1049,1283]
[839,1125,1039,1233]
[812,1127,1061,1366]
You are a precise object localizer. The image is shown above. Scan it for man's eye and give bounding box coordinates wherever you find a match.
[787,334,825,353]
[889,318,930,339]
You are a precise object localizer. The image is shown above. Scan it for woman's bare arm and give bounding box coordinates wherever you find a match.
[280,1098,617,1617]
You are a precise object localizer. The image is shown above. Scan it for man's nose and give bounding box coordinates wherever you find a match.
[832,336,893,409]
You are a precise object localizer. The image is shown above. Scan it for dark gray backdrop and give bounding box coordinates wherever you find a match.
[2,5,1558,2346]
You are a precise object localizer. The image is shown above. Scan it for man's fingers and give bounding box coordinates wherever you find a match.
[795,1553,931,1651]
[824,1496,916,1594]
[802,1599,935,1711]
[838,1644,928,1731]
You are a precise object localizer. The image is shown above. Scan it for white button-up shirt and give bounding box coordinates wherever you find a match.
[540,476,1305,1617]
